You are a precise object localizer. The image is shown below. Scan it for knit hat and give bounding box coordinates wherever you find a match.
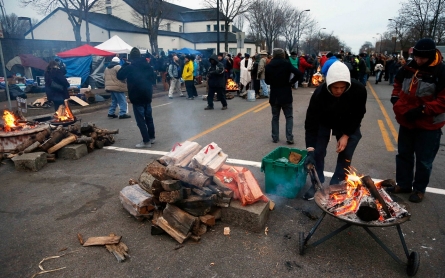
[244,53,250,58]
[326,52,333,58]
[273,48,285,58]
[112,57,120,63]
[413,38,436,59]
[129,47,141,60]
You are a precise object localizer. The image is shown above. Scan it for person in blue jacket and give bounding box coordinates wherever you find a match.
[321,52,338,76]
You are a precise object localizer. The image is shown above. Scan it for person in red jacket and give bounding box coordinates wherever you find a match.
[386,38,445,203]
[299,55,313,85]
[320,53,328,68]
[233,53,242,85]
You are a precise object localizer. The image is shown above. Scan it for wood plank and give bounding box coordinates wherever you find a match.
[83,235,121,246]
[70,96,89,106]
[162,204,196,236]
[156,216,190,244]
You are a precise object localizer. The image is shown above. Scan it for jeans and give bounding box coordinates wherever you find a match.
[260,79,269,96]
[314,126,362,185]
[396,126,442,193]
[133,103,155,143]
[358,73,367,86]
[168,78,182,97]
[108,91,127,116]
[376,70,382,82]
[271,103,293,141]
[207,86,227,108]
[389,72,395,85]
[233,69,240,84]
[185,80,195,98]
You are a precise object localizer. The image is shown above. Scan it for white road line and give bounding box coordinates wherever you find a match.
[152,103,172,108]
[104,146,445,196]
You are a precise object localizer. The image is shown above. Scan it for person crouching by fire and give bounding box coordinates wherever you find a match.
[117,47,156,148]
[303,61,367,200]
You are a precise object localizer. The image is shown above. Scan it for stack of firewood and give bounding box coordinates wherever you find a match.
[2,122,118,162]
[120,159,234,243]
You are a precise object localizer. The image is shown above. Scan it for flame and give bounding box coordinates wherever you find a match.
[2,110,18,132]
[311,73,324,87]
[53,102,75,122]
[226,78,239,90]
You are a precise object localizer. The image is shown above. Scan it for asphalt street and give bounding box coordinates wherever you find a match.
[1,76,444,277]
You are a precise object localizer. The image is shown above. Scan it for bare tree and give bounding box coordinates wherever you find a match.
[20,0,107,45]
[233,14,245,31]
[203,0,254,52]
[0,13,38,38]
[246,0,289,52]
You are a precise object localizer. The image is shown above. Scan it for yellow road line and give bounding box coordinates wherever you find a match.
[378,120,395,152]
[368,81,398,143]
[187,101,269,141]
[253,101,270,113]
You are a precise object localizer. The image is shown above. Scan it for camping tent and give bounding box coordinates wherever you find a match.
[5,54,48,79]
[95,35,133,54]
[57,44,114,58]
[170,48,202,55]
[56,44,114,85]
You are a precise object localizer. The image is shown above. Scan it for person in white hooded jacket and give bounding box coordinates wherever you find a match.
[302,61,367,200]
[105,56,130,119]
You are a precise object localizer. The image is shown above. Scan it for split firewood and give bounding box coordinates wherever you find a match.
[161,180,182,191]
[159,190,183,203]
[83,235,121,246]
[14,128,50,153]
[94,140,105,149]
[176,195,213,216]
[162,204,197,237]
[105,241,129,263]
[192,188,206,197]
[199,214,216,226]
[39,127,65,152]
[93,127,119,136]
[165,165,211,188]
[215,197,231,208]
[103,135,115,146]
[119,185,155,218]
[75,136,93,144]
[151,210,163,226]
[67,123,81,135]
[139,172,163,196]
[183,188,192,198]
[156,216,191,244]
[24,141,41,153]
[142,160,170,181]
[47,134,77,154]
[208,185,223,197]
[80,122,95,133]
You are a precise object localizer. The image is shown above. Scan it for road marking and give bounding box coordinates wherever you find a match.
[104,146,445,196]
[253,102,270,113]
[152,103,172,108]
[378,120,395,151]
[187,101,271,141]
[368,82,399,143]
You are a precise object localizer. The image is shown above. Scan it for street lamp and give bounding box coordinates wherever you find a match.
[296,9,310,55]
[388,19,397,54]
[18,16,34,39]
[318,27,326,55]
[376,33,382,53]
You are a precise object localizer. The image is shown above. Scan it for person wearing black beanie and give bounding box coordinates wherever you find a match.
[387,38,445,203]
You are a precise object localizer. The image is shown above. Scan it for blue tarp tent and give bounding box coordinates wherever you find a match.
[169,48,202,55]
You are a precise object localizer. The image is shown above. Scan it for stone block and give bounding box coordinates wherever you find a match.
[11,152,47,172]
[58,144,88,160]
[221,200,270,233]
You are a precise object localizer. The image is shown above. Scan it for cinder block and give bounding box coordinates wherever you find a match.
[58,144,88,160]
[11,152,47,172]
[221,200,270,232]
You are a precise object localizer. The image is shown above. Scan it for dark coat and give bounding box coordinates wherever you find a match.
[207,54,225,88]
[44,68,70,102]
[305,79,367,147]
[265,57,303,104]
[117,57,156,104]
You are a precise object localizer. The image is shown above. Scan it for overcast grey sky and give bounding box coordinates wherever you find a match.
[5,0,402,53]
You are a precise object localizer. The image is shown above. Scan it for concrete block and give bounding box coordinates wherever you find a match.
[58,144,88,160]
[221,200,270,233]
[11,152,47,172]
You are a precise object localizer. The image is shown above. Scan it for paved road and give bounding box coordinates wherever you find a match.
[1,76,444,277]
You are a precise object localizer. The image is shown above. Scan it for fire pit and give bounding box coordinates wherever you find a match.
[299,168,419,276]
[50,99,78,126]
[0,110,50,153]
[225,78,239,92]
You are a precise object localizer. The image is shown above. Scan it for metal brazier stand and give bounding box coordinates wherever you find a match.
[299,169,420,276]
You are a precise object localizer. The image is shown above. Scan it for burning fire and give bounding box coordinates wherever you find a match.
[53,101,75,122]
[226,79,239,91]
[2,110,18,132]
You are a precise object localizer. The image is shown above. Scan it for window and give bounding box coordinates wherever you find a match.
[214,25,218,31]
[207,25,210,32]
[179,25,182,33]
[167,23,171,31]
[246,48,251,54]
[106,6,112,14]
[229,48,237,56]
[221,25,225,31]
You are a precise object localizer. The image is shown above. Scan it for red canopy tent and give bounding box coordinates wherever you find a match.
[57,44,115,58]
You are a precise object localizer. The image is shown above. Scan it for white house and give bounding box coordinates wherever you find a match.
[24,0,256,56]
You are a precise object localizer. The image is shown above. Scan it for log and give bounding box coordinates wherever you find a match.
[14,128,50,153]
[201,187,214,196]
[93,127,119,135]
[215,197,231,208]
[139,172,163,196]
[75,136,93,144]
[161,180,182,191]
[39,127,65,152]
[361,176,391,218]
[183,188,192,198]
[23,141,40,153]
[67,123,81,135]
[47,134,77,154]
[103,135,114,146]
[156,216,191,244]
[159,190,183,203]
[199,214,215,226]
[176,196,213,216]
[162,204,197,236]
[80,122,95,133]
[192,188,206,197]
[208,185,223,197]
[165,165,211,188]
[142,160,170,181]
[94,140,105,149]
[83,235,121,246]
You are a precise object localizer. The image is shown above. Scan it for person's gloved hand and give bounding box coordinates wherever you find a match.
[404,105,425,122]
[390,96,399,105]
[304,149,316,172]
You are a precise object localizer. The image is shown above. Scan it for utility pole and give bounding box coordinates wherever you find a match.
[216,0,221,54]
[376,33,382,53]
[296,9,310,55]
